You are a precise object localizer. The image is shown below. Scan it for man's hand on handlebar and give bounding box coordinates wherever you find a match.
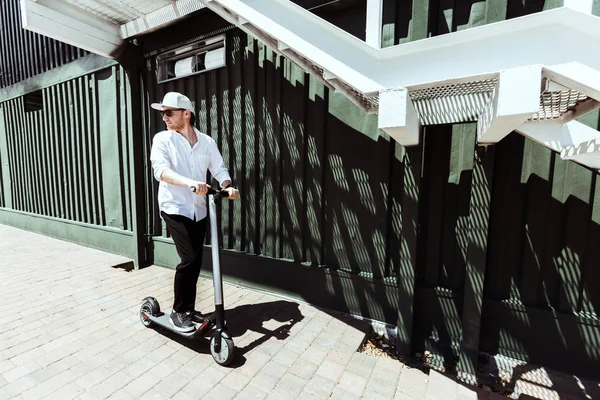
[189,181,211,195]
[224,187,239,200]
[189,182,239,200]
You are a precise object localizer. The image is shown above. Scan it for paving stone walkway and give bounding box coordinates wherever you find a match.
[1,223,589,400]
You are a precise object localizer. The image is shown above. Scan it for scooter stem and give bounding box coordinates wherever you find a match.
[208,194,225,330]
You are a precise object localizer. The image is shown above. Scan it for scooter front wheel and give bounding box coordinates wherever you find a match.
[210,331,235,366]
[140,297,160,328]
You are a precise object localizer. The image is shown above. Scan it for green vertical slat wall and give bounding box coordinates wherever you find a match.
[0,107,9,208]
[0,66,134,236]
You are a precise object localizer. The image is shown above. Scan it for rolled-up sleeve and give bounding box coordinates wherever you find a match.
[150,134,171,182]
[208,139,231,185]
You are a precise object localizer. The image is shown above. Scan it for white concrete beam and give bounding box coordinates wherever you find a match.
[20,0,124,59]
[21,0,600,98]
[366,0,383,49]
[543,62,600,102]
[377,7,600,90]
[540,62,600,123]
[202,0,382,94]
[378,87,421,146]
[477,66,542,144]
[517,119,600,153]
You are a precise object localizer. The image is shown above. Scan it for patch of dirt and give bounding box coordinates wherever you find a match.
[358,330,401,361]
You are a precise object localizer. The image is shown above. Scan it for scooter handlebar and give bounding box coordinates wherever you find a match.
[190,187,229,197]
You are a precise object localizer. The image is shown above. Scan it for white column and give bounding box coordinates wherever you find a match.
[378,87,421,146]
[477,65,542,144]
[366,0,383,49]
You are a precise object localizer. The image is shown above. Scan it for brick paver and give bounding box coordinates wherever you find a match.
[0,223,542,400]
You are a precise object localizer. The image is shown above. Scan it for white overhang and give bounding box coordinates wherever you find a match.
[119,0,208,39]
[19,0,600,169]
[20,0,125,58]
[517,120,600,154]
[20,0,208,58]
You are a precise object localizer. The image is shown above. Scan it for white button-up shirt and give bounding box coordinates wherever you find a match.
[150,127,231,220]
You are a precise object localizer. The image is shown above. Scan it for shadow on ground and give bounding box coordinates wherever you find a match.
[226,300,305,354]
[145,300,306,367]
[144,299,372,369]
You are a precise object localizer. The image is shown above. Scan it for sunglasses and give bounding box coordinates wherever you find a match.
[160,108,185,117]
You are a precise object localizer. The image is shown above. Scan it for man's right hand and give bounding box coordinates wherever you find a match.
[190,182,211,195]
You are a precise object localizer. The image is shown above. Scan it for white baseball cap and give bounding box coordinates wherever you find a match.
[151,92,195,114]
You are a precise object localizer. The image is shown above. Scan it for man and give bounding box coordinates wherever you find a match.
[150,92,239,333]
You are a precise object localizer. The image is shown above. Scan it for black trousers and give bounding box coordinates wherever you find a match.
[161,211,207,313]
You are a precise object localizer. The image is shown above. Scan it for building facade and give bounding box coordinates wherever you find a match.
[1,0,599,380]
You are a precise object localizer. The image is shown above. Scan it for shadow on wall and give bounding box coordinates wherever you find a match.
[404,124,476,375]
[397,128,600,384]
[146,29,411,327]
[143,24,599,384]
[481,132,600,382]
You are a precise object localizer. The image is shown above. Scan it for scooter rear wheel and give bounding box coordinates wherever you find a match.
[140,298,160,328]
[210,331,235,366]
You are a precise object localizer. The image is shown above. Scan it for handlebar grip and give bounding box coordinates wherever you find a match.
[190,187,229,197]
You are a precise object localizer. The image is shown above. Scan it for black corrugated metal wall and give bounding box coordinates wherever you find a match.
[142,16,406,335]
[144,27,396,279]
[141,1,599,378]
[483,134,600,372]
[380,0,599,377]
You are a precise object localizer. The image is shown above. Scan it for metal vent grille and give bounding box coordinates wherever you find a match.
[530,89,588,120]
[65,0,173,25]
[409,79,497,101]
[409,79,498,125]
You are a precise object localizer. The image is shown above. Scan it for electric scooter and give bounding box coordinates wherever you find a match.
[139,188,235,366]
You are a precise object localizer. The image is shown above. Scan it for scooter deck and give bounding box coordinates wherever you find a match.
[145,311,214,339]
